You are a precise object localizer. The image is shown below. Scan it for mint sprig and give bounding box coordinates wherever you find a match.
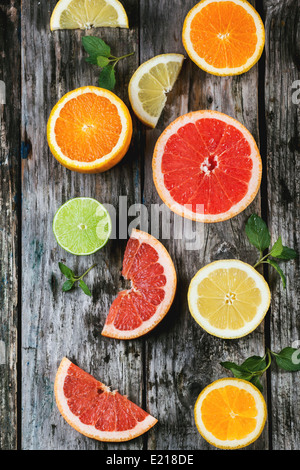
[245,214,297,288]
[58,262,96,297]
[221,346,300,392]
[82,36,134,91]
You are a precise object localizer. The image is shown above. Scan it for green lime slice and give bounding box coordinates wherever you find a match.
[53,198,112,255]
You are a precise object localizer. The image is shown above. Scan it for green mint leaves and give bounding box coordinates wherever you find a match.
[82,36,134,91]
[221,346,300,392]
[58,262,96,297]
[245,214,297,288]
[245,214,271,252]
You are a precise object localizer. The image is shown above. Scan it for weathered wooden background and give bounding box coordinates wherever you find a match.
[0,0,299,450]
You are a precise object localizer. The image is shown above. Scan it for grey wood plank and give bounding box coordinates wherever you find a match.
[0,0,20,450]
[21,0,144,449]
[140,0,269,450]
[264,0,300,450]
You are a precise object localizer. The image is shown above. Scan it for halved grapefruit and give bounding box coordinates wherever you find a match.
[152,110,262,223]
[55,357,157,442]
[102,229,177,339]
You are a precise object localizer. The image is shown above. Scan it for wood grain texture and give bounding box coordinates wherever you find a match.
[264,0,300,450]
[0,0,20,450]
[20,0,143,450]
[140,0,268,450]
[1,0,299,450]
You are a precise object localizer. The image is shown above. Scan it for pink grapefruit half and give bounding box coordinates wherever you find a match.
[152,110,262,223]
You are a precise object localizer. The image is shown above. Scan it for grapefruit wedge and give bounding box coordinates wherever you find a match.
[55,357,157,442]
[152,110,262,223]
[102,229,177,339]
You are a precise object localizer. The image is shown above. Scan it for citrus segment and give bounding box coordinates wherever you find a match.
[50,0,129,30]
[188,259,270,338]
[55,358,157,441]
[194,378,267,449]
[47,86,132,173]
[153,111,262,223]
[53,197,112,255]
[182,0,265,76]
[102,229,177,339]
[129,54,185,128]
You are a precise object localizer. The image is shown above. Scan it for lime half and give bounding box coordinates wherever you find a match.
[53,198,112,255]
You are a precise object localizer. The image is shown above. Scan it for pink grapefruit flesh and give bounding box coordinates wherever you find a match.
[54,357,157,442]
[153,110,262,223]
[102,229,177,339]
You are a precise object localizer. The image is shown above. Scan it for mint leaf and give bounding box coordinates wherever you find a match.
[59,263,96,297]
[220,362,254,381]
[97,56,110,67]
[79,280,92,297]
[274,246,298,260]
[270,236,283,257]
[99,65,116,91]
[267,259,286,288]
[82,36,111,61]
[250,375,263,392]
[62,279,74,292]
[272,348,300,372]
[241,355,267,372]
[85,56,99,65]
[59,262,74,279]
[245,214,271,251]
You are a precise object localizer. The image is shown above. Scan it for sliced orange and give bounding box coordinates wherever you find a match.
[47,86,132,173]
[182,0,265,76]
[102,229,177,339]
[194,378,267,449]
[55,357,157,442]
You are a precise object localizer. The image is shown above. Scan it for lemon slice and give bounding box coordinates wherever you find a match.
[195,378,267,449]
[50,0,129,30]
[188,260,271,339]
[128,54,185,128]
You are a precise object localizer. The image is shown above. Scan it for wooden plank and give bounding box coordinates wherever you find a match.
[20,0,143,449]
[140,0,269,450]
[264,0,300,450]
[0,0,20,450]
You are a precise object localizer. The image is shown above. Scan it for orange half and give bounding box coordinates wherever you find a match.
[47,86,132,173]
[182,0,265,76]
[194,378,267,449]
